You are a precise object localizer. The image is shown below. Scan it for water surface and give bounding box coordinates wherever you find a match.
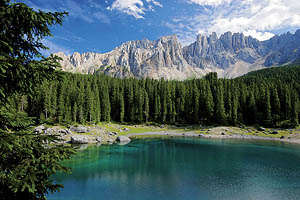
[48,138,300,200]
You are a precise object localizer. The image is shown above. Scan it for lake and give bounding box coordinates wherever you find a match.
[47,137,300,200]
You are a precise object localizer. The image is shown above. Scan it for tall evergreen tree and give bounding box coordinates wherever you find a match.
[214,83,226,124]
[101,82,111,122]
[144,90,149,123]
[0,1,74,199]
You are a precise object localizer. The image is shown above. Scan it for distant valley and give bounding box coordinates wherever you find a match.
[56,29,300,79]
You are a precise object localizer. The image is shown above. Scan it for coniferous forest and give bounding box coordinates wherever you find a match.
[10,65,300,128]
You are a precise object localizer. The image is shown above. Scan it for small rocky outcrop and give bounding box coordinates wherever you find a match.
[116,136,131,143]
[107,138,114,144]
[71,135,89,144]
[271,130,279,134]
[96,136,102,143]
[70,125,88,133]
[44,128,54,135]
[34,125,45,133]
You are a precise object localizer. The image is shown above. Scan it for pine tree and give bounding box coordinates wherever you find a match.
[214,83,226,124]
[144,90,149,123]
[263,88,272,126]
[93,84,101,123]
[78,81,85,124]
[0,1,74,199]
[86,83,94,122]
[291,92,299,127]
[101,82,111,122]
[231,86,238,125]
[247,91,256,124]
[271,86,281,125]
[192,82,200,123]
[73,102,78,122]
[203,82,214,122]
[57,85,65,124]
[119,92,125,123]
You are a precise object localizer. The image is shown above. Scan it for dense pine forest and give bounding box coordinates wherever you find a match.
[9,65,300,128]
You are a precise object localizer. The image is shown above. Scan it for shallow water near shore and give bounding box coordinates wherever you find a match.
[48,138,300,200]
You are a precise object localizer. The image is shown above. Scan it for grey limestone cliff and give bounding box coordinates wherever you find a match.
[55,30,300,79]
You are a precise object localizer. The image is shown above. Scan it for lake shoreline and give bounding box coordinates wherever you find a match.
[126,131,300,145]
[35,123,300,146]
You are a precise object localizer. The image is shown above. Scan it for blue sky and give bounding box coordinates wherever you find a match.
[17,0,300,55]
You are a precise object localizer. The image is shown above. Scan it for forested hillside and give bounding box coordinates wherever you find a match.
[10,65,300,128]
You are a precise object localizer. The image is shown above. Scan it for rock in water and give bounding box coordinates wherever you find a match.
[71,135,89,144]
[116,136,131,143]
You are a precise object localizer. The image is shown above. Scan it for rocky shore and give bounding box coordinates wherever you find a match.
[33,125,131,145]
[127,131,300,145]
[34,124,300,146]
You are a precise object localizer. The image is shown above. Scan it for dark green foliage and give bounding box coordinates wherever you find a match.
[0,107,74,200]
[0,1,74,199]
[18,64,299,128]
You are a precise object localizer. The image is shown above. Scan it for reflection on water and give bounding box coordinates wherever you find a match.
[48,138,300,200]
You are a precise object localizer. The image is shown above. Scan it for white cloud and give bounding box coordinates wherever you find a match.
[108,0,162,19]
[243,30,275,41]
[146,0,163,7]
[188,0,232,6]
[166,0,300,44]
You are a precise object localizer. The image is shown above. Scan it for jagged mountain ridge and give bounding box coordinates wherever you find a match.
[56,29,300,79]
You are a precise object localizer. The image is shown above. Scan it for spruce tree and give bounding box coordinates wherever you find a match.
[144,90,149,123]
[101,82,111,122]
[0,1,74,199]
[214,83,226,124]
[119,92,125,123]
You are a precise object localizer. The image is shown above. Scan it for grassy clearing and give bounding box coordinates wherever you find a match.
[96,122,169,135]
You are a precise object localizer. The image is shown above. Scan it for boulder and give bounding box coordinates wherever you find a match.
[71,135,89,144]
[107,138,114,144]
[34,125,45,133]
[96,136,102,143]
[257,127,266,131]
[116,136,131,143]
[117,141,130,145]
[124,128,129,131]
[271,130,279,134]
[70,125,88,133]
[44,128,54,135]
[280,136,285,139]
[107,132,117,136]
[221,132,225,135]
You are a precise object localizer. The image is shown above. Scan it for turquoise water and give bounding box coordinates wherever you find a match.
[48,138,300,200]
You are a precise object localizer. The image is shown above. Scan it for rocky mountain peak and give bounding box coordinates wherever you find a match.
[56,29,300,79]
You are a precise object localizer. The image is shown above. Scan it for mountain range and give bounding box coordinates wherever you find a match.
[55,29,300,79]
